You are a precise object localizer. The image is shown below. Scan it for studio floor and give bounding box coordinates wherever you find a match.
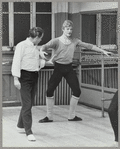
[2,104,115,147]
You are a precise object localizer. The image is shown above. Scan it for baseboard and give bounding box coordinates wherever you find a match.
[2,101,21,107]
[78,101,108,112]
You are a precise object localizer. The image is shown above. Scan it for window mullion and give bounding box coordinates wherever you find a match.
[52,2,55,38]
[31,2,36,28]
[96,13,101,47]
[9,2,14,47]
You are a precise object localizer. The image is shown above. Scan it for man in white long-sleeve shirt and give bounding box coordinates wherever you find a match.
[11,27,53,141]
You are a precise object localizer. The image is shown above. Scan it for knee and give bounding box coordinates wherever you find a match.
[73,88,81,98]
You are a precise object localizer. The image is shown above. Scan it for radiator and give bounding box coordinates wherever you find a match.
[34,69,72,106]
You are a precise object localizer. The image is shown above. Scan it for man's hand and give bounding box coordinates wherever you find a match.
[46,54,56,65]
[103,51,113,57]
[39,46,48,59]
[40,50,48,59]
[92,45,114,57]
[14,77,21,90]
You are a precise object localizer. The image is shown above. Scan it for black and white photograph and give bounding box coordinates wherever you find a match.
[1,1,119,147]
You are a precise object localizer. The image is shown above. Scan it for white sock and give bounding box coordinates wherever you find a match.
[46,96,54,120]
[68,95,79,119]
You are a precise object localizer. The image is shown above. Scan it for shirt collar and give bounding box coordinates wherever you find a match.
[26,38,34,46]
[59,35,72,45]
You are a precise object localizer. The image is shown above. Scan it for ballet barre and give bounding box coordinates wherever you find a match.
[80,51,119,117]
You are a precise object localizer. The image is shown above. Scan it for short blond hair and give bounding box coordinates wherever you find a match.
[62,20,73,30]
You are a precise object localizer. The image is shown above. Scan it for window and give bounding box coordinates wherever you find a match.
[36,2,52,45]
[36,2,51,12]
[2,2,9,46]
[101,14,117,45]
[36,14,51,45]
[14,2,30,12]
[14,2,30,45]
[81,12,117,51]
[2,2,52,49]
[82,14,96,44]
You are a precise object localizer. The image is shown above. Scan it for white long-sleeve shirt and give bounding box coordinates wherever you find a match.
[11,38,45,78]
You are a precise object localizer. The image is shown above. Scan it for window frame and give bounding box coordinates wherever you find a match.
[80,10,117,51]
[2,1,55,51]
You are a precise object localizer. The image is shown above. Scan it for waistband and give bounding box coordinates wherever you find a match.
[55,62,72,66]
[21,69,38,73]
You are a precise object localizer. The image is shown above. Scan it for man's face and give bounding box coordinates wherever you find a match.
[63,26,73,37]
[34,34,44,45]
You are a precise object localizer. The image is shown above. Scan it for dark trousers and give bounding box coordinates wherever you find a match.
[47,62,81,97]
[108,90,118,142]
[17,70,38,135]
